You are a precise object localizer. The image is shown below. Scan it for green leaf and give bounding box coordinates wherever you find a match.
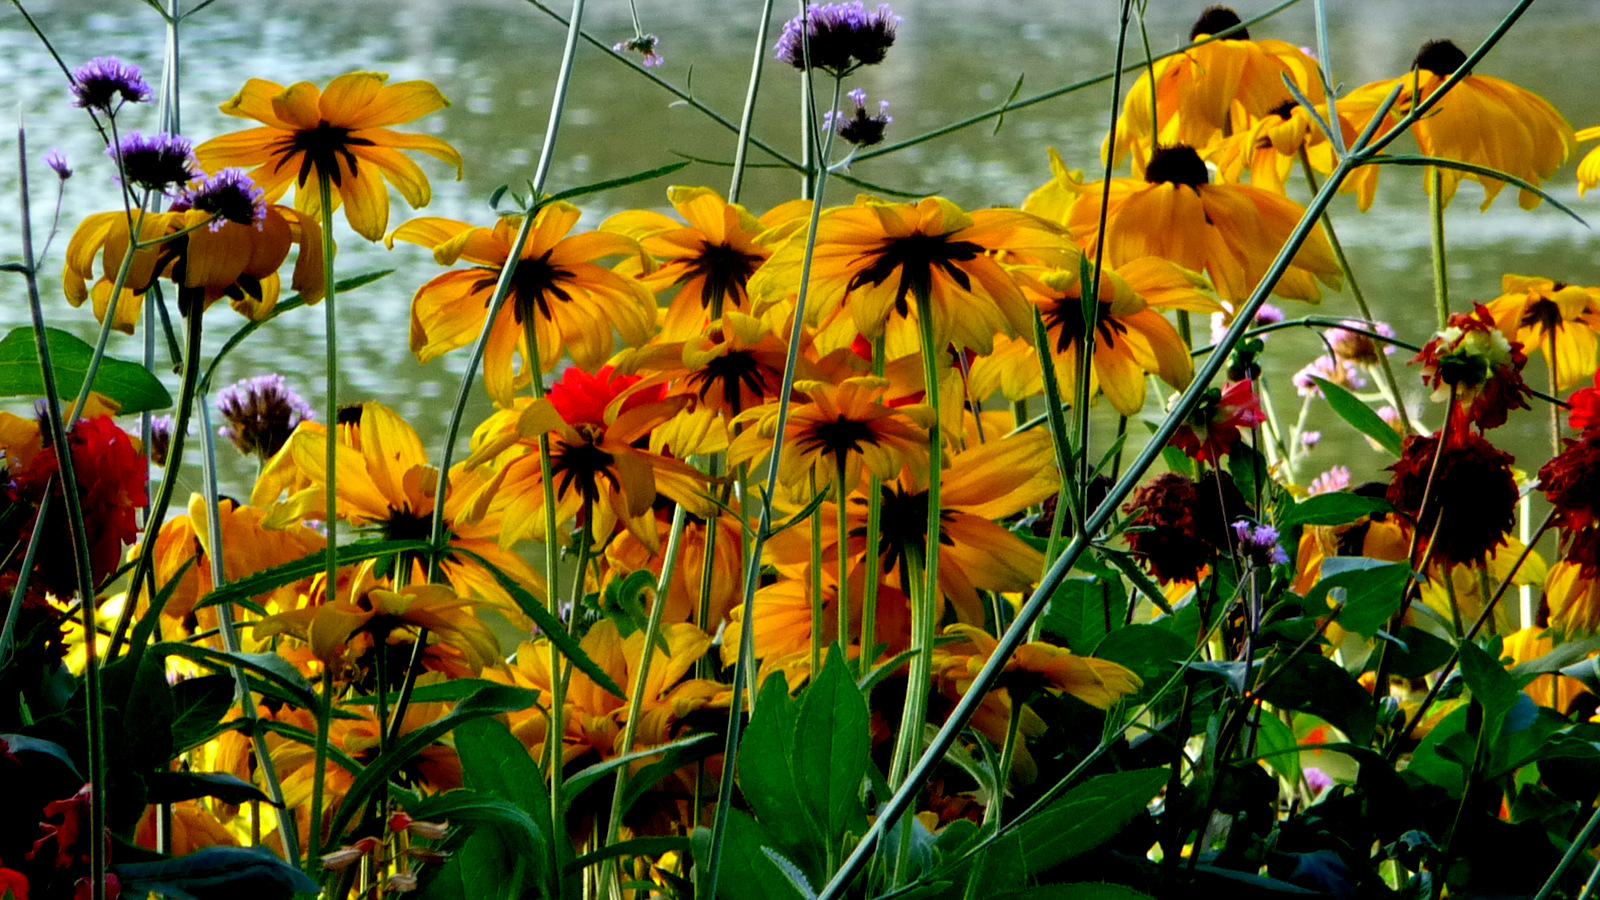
[690,812,806,900]
[343,677,513,708]
[155,643,317,709]
[145,771,270,806]
[565,732,719,805]
[1042,579,1114,655]
[1277,493,1394,529]
[455,716,551,856]
[0,734,81,778]
[455,546,629,700]
[1382,626,1455,679]
[0,326,172,412]
[326,684,539,842]
[404,789,544,856]
[1459,641,1520,744]
[169,675,236,754]
[1005,768,1167,875]
[1257,652,1376,744]
[192,540,431,613]
[795,651,870,845]
[1309,376,1403,456]
[542,161,692,206]
[762,846,819,900]
[1307,560,1409,640]
[566,836,692,873]
[111,846,317,900]
[617,731,722,820]
[1093,625,1190,693]
[738,673,824,856]
[1254,713,1302,785]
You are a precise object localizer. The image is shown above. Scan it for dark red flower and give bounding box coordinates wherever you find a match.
[26,784,98,870]
[1569,370,1600,433]
[1123,471,1251,583]
[1170,380,1266,464]
[1412,303,1531,435]
[9,417,148,597]
[1386,430,1517,568]
[1540,429,1600,575]
[0,867,29,900]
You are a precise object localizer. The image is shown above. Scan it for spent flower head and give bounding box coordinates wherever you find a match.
[180,168,267,230]
[775,2,900,74]
[44,148,73,181]
[614,33,665,67]
[217,373,315,459]
[70,56,152,112]
[109,131,197,195]
[149,414,175,468]
[825,87,893,147]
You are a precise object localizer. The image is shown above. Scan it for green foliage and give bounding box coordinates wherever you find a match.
[0,326,172,412]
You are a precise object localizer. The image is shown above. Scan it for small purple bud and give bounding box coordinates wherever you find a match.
[149,414,175,467]
[70,56,153,113]
[1231,519,1288,567]
[44,148,73,181]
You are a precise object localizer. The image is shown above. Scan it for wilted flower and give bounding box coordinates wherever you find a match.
[1540,429,1600,574]
[614,33,665,66]
[109,131,197,194]
[216,374,314,459]
[1386,430,1517,568]
[149,414,175,467]
[1413,303,1531,434]
[1123,471,1251,583]
[1326,320,1395,366]
[775,1,900,74]
[826,88,892,147]
[44,148,72,181]
[69,56,152,112]
[178,168,266,230]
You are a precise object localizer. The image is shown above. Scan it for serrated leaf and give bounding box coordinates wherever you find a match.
[191,539,431,613]
[542,161,691,206]
[795,651,869,845]
[0,326,171,412]
[1310,376,1402,456]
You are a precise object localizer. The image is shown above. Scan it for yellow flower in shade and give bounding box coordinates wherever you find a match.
[195,72,463,241]
[727,376,933,497]
[1576,126,1600,195]
[1547,560,1600,637]
[603,186,775,340]
[969,258,1218,416]
[389,204,656,408]
[1485,274,1600,391]
[135,801,238,856]
[1109,6,1324,176]
[604,502,745,631]
[506,619,723,765]
[1338,40,1575,211]
[932,624,1142,711]
[459,367,711,551]
[62,203,324,332]
[143,494,325,632]
[251,401,545,618]
[749,195,1075,358]
[1064,144,1340,303]
[720,568,913,680]
[612,312,802,419]
[768,430,1057,624]
[1501,626,1590,715]
[303,578,502,675]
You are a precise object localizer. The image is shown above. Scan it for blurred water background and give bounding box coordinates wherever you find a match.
[2,0,1597,498]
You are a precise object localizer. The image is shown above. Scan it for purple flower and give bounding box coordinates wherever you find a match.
[1293,354,1365,397]
[1308,465,1350,496]
[70,56,152,112]
[1326,319,1395,366]
[109,130,197,194]
[1210,303,1285,345]
[1304,766,1333,793]
[614,34,665,67]
[149,414,175,467]
[1231,519,1288,567]
[43,148,72,181]
[824,87,893,147]
[181,168,267,230]
[1300,430,1321,450]
[775,2,899,74]
[216,374,314,459]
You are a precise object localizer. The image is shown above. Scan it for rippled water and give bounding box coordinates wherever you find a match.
[3,0,1598,493]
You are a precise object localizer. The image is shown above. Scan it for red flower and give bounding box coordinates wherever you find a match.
[27,784,99,870]
[1412,303,1531,435]
[547,366,663,429]
[9,417,148,597]
[1123,471,1251,583]
[1170,380,1266,464]
[1569,370,1600,433]
[1387,430,1517,568]
[1540,429,1600,575]
[0,867,28,900]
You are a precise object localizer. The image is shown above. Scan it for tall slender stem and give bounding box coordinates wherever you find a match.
[727,0,777,204]
[1429,165,1450,329]
[834,453,851,666]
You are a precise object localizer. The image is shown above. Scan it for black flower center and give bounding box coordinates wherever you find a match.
[552,438,620,509]
[683,243,764,311]
[1042,298,1128,355]
[1145,145,1210,188]
[284,120,375,189]
[866,484,955,585]
[846,232,987,318]
[686,349,768,411]
[491,252,576,325]
[1413,39,1467,75]
[1190,6,1247,41]
[1521,298,1564,333]
[797,416,876,468]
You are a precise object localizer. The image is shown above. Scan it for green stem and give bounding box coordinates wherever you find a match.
[1429,165,1450,330]
[317,172,340,637]
[309,668,334,865]
[0,492,49,666]
[809,469,824,677]
[835,452,851,668]
[727,0,776,204]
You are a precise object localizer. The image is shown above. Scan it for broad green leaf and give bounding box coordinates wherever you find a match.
[455,716,551,860]
[690,811,806,900]
[1257,652,1376,744]
[169,675,236,754]
[1381,626,1455,679]
[1276,493,1394,529]
[737,673,825,858]
[145,771,270,806]
[1309,561,1409,639]
[795,651,870,845]
[1094,625,1190,693]
[1006,768,1168,875]
[111,846,317,900]
[1310,376,1402,456]
[1254,713,1302,785]
[326,684,539,841]
[0,326,171,412]
[1459,641,1526,760]
[0,734,81,777]
[404,789,544,856]
[762,846,819,900]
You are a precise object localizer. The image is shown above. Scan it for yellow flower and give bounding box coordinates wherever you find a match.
[727,376,933,497]
[1485,274,1600,391]
[62,204,323,332]
[389,204,656,408]
[1206,101,1353,194]
[196,71,463,240]
[603,186,775,340]
[1501,626,1590,714]
[969,258,1217,416]
[251,401,545,618]
[1064,144,1340,302]
[302,579,501,674]
[612,312,800,419]
[1109,6,1324,176]
[1576,125,1600,195]
[932,624,1142,711]
[1338,40,1575,211]
[750,195,1074,358]
[604,502,745,631]
[1548,560,1600,637]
